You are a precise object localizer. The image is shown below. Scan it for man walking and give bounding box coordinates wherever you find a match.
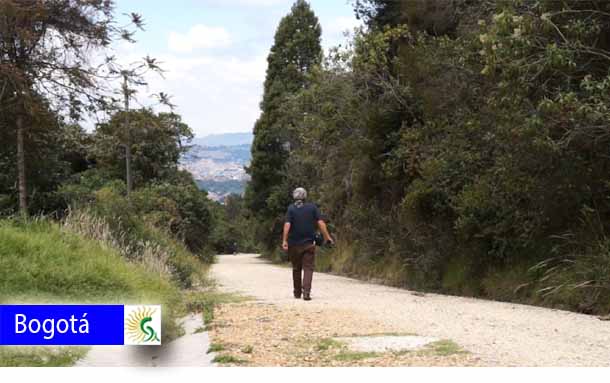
[282,187,334,301]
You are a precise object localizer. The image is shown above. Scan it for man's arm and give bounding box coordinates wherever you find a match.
[282,222,291,251]
[317,220,334,244]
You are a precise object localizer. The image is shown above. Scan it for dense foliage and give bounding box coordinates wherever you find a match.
[209,194,259,255]
[0,0,164,214]
[250,0,610,314]
[93,110,193,187]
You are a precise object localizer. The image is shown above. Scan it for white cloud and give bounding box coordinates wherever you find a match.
[113,42,267,136]
[155,54,266,136]
[168,24,232,53]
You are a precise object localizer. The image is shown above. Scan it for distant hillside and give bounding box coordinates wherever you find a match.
[196,179,248,202]
[191,132,253,147]
[180,136,252,202]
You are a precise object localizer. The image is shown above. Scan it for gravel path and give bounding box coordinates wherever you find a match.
[212,254,610,367]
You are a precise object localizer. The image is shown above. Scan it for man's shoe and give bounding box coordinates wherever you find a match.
[303,293,311,301]
[294,293,301,299]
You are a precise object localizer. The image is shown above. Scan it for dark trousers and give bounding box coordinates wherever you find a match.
[288,243,316,295]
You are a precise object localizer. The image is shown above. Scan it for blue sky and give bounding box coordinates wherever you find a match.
[112,0,360,138]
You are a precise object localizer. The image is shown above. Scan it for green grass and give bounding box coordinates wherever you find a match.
[62,208,209,290]
[0,347,89,367]
[207,343,226,353]
[212,354,247,365]
[313,336,466,364]
[184,290,250,330]
[241,345,253,354]
[0,219,188,366]
[316,338,345,351]
[424,340,465,356]
[0,220,181,303]
[334,351,380,362]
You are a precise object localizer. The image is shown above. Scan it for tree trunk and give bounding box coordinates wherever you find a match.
[125,135,132,196]
[123,75,133,197]
[16,114,27,216]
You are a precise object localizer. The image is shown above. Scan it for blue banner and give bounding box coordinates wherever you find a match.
[0,305,124,346]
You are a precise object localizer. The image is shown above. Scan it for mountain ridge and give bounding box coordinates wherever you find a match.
[191,132,253,148]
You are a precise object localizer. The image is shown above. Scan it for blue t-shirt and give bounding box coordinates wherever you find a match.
[285,202,321,246]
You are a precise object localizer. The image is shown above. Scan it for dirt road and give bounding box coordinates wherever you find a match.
[211,254,610,367]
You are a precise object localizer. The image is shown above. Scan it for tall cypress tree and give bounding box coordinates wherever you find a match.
[245,0,322,250]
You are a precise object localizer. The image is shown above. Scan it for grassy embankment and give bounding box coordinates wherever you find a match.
[0,217,211,366]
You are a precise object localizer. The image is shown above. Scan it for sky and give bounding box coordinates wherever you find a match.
[112,0,361,138]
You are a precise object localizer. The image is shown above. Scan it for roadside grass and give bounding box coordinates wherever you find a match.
[184,290,250,330]
[212,354,248,365]
[315,338,380,363]
[0,347,89,367]
[241,345,253,354]
[314,335,466,364]
[0,218,203,366]
[207,343,226,353]
[334,351,380,362]
[316,338,345,351]
[423,340,466,357]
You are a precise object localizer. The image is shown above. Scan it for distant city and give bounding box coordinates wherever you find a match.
[179,132,253,202]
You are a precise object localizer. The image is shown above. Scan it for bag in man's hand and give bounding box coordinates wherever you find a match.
[279,247,289,262]
[314,232,324,247]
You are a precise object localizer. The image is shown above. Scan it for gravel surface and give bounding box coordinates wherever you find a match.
[208,301,481,366]
[337,335,439,353]
[212,254,610,367]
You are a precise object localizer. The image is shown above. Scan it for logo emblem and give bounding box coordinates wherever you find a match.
[124,305,161,345]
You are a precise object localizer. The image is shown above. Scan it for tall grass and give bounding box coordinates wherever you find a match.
[62,209,170,276]
[61,208,208,289]
[532,234,610,314]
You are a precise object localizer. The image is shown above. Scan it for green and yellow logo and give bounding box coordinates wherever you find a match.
[124,305,161,345]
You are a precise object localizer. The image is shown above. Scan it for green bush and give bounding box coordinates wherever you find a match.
[132,181,212,253]
[58,171,214,257]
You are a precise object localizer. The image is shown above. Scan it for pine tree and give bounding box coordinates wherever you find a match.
[245,0,322,250]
